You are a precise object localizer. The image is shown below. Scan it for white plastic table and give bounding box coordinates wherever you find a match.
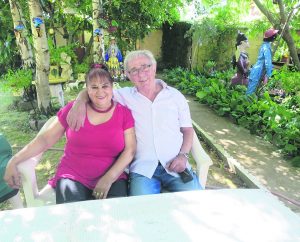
[0,189,300,242]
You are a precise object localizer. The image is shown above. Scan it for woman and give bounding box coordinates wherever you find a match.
[246,28,278,95]
[231,32,250,86]
[4,64,136,204]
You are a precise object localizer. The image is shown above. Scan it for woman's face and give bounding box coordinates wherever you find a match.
[241,40,250,49]
[87,77,113,108]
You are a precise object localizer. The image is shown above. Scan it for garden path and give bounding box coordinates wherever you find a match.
[187,96,300,215]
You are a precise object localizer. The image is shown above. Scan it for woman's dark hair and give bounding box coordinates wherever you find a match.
[235,32,248,49]
[86,64,113,84]
[263,34,277,42]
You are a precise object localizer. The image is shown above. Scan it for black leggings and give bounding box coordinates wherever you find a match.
[55,178,128,204]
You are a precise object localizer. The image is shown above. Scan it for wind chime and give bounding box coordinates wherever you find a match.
[14,21,25,39]
[32,17,43,37]
[94,28,103,42]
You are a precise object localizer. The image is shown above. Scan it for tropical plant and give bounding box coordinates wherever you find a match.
[188,10,240,71]
[1,68,32,93]
[201,0,300,70]
[48,39,77,65]
[163,67,300,164]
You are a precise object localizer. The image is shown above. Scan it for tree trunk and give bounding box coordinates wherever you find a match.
[9,0,34,69]
[277,0,300,69]
[82,35,94,63]
[253,0,300,70]
[92,0,104,63]
[28,0,51,113]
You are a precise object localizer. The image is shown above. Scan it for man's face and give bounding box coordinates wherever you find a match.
[126,56,156,90]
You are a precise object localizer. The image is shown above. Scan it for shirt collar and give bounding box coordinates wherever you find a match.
[131,79,169,94]
[263,42,271,47]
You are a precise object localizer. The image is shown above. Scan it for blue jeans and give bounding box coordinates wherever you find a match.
[129,163,202,196]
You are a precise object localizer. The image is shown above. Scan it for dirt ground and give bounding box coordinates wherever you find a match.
[199,139,248,189]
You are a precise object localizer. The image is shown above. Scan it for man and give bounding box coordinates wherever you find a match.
[246,28,278,95]
[67,50,201,195]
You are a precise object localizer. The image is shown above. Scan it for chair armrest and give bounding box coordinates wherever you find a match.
[191,131,213,189]
[8,192,23,209]
[17,154,45,207]
[15,117,58,207]
[18,155,56,207]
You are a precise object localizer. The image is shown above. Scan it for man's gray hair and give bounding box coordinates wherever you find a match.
[124,50,157,71]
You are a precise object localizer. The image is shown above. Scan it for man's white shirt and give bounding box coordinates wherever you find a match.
[113,80,192,178]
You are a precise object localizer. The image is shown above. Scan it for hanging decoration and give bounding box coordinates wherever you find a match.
[14,21,25,39]
[108,20,118,33]
[94,28,103,42]
[32,17,43,37]
[48,28,54,35]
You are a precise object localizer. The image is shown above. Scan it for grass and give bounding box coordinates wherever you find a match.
[0,88,73,210]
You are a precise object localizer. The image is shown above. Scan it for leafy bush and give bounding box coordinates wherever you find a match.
[1,68,32,93]
[48,39,77,65]
[164,67,300,166]
[74,62,89,75]
[271,67,300,108]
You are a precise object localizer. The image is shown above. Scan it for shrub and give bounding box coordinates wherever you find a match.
[1,68,32,93]
[164,67,300,163]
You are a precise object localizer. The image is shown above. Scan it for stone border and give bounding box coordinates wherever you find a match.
[192,120,268,191]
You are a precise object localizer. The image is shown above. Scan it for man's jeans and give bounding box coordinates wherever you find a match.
[129,163,202,196]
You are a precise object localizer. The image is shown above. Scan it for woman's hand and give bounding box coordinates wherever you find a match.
[93,175,114,199]
[4,160,21,189]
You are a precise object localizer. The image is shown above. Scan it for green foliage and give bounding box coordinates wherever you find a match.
[56,0,183,53]
[270,67,300,108]
[161,22,192,69]
[164,67,300,165]
[48,39,77,65]
[0,2,21,73]
[1,69,32,93]
[74,62,89,75]
[272,67,300,94]
[188,15,239,71]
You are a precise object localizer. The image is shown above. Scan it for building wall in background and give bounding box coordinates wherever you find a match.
[136,30,163,59]
[55,26,261,70]
[191,32,262,71]
[248,34,262,65]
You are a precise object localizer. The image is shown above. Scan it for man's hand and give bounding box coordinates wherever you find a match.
[166,154,187,173]
[4,161,21,189]
[66,100,86,131]
[93,175,114,199]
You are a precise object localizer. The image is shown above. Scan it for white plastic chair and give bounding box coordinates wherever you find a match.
[191,131,213,188]
[7,192,24,209]
[18,118,213,207]
[17,117,57,207]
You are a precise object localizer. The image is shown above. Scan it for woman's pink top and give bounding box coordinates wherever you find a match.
[48,101,134,190]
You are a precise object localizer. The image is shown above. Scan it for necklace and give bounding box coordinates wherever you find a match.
[90,100,114,113]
